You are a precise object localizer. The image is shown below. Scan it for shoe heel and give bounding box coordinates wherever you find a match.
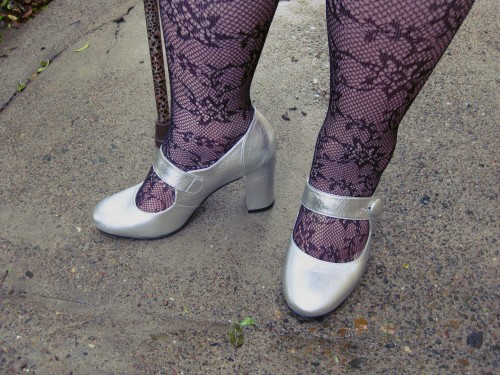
[244,156,276,212]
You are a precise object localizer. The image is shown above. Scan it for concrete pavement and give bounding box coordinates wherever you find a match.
[1,0,498,373]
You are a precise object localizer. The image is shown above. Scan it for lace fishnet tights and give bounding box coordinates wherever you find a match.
[136,0,279,212]
[293,0,474,262]
[134,0,473,264]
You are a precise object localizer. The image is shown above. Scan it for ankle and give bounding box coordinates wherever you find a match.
[161,108,254,172]
[308,175,379,199]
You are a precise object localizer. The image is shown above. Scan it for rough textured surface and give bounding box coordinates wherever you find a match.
[0,0,498,373]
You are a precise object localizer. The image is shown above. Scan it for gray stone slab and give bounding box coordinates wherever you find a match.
[1,0,498,373]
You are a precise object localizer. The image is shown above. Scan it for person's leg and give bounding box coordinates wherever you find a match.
[136,0,279,212]
[293,0,474,263]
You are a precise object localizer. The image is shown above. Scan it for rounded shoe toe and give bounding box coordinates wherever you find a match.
[282,238,370,317]
[92,183,148,237]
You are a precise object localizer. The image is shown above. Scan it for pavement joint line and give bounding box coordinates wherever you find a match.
[16,290,97,307]
[0,45,70,113]
[2,289,339,344]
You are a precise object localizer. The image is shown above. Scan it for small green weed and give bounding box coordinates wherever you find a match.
[228,317,256,347]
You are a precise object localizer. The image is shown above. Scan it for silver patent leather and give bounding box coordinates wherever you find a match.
[93,108,277,239]
[282,181,383,317]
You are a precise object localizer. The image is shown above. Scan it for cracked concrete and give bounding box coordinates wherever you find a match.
[0,0,137,111]
[108,6,136,55]
[0,0,499,373]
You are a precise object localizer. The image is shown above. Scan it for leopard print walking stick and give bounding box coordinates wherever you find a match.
[143,0,170,148]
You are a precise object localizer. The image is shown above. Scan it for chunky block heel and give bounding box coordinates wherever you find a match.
[93,108,277,238]
[244,156,276,212]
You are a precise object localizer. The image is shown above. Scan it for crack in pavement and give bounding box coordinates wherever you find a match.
[0,46,69,113]
[107,5,137,55]
[0,4,138,113]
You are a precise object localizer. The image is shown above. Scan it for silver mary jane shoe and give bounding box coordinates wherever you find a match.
[93,108,277,239]
[282,181,383,317]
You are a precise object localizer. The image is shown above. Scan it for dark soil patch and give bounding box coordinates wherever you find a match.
[1,0,53,29]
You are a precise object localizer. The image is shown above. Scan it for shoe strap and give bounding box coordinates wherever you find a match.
[153,151,204,194]
[302,181,383,220]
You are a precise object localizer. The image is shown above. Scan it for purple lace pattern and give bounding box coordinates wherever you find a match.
[293,0,473,262]
[136,0,278,213]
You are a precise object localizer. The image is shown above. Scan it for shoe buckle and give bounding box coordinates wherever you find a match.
[368,198,383,218]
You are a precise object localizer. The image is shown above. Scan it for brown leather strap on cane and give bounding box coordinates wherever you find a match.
[155,120,169,148]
